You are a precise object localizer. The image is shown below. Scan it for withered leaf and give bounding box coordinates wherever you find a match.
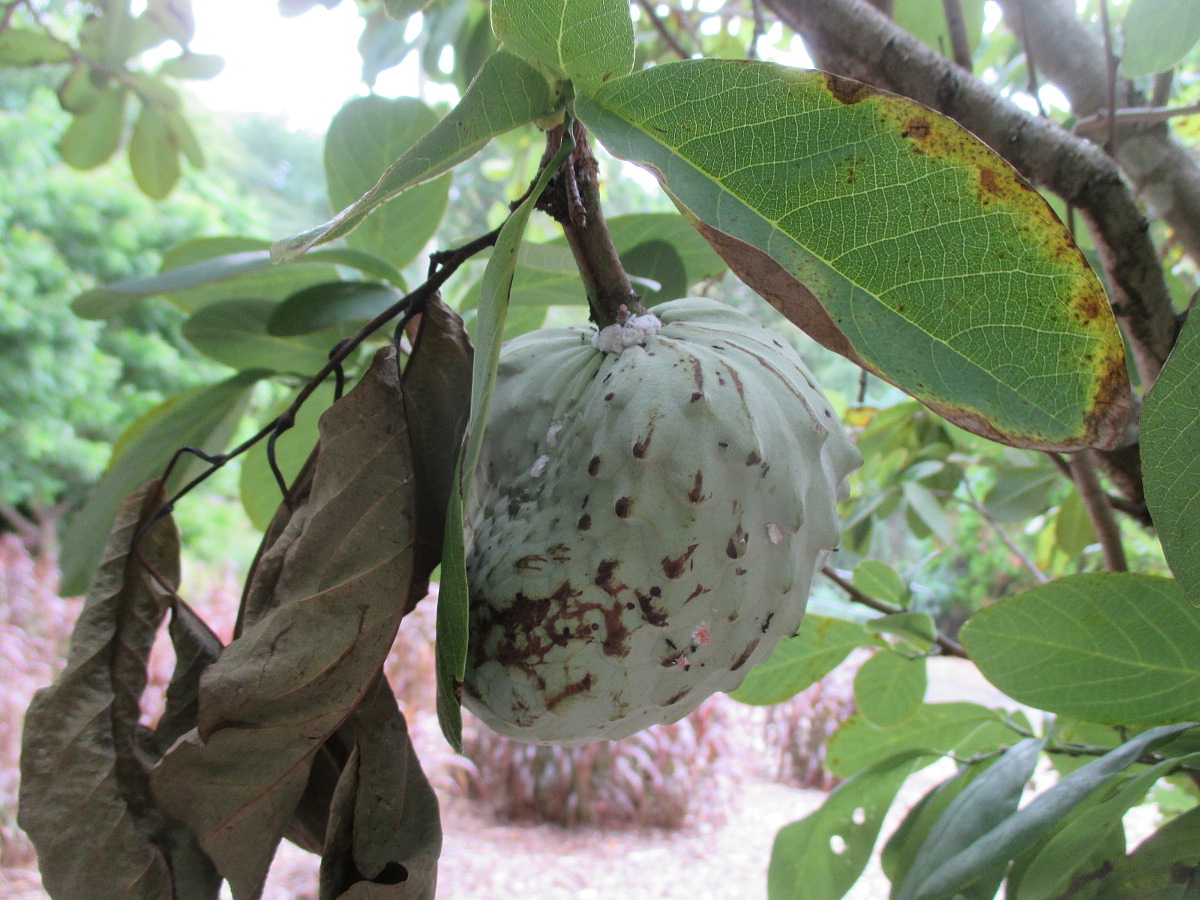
[18,481,203,899]
[318,675,440,900]
[402,297,472,606]
[151,348,418,900]
[155,597,224,753]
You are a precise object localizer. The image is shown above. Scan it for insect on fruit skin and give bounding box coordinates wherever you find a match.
[464,298,861,744]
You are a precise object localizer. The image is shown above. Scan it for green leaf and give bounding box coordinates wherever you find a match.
[853,559,906,605]
[0,29,74,65]
[894,0,985,57]
[1094,803,1200,898]
[961,574,1200,726]
[19,483,216,899]
[181,299,340,374]
[854,650,927,728]
[910,724,1197,899]
[826,702,1016,778]
[435,127,576,750]
[1120,0,1200,77]
[1144,304,1200,604]
[129,101,182,199]
[902,481,954,543]
[274,50,564,262]
[1013,753,1200,900]
[59,87,128,170]
[1054,486,1097,558]
[60,372,263,596]
[268,281,406,336]
[896,737,1047,900]
[577,60,1131,451]
[325,95,450,269]
[768,751,926,900]
[151,350,417,900]
[730,614,873,706]
[158,51,225,80]
[72,239,350,318]
[491,0,634,87]
[866,612,937,652]
[984,466,1060,523]
[167,108,205,168]
[239,383,336,530]
[621,239,687,302]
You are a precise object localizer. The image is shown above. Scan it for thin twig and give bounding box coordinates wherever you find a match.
[636,0,690,59]
[941,0,973,71]
[1074,101,1200,138]
[749,0,766,59]
[1098,0,1118,155]
[1013,0,1048,117]
[1066,451,1128,571]
[951,483,1050,585]
[820,566,969,659]
[1152,70,1174,107]
[1045,452,1146,521]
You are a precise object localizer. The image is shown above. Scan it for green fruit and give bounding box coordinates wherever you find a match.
[464,298,861,743]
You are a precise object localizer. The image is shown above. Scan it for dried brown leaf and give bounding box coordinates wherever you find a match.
[151,349,418,900]
[18,481,211,899]
[402,297,472,604]
[155,598,224,753]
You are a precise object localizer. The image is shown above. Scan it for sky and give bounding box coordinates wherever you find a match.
[187,1,381,133]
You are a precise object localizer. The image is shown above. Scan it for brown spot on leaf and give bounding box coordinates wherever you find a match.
[978,167,1001,195]
[823,71,872,105]
[901,118,932,141]
[661,543,699,579]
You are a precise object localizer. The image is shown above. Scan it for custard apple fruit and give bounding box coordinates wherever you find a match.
[463,298,861,744]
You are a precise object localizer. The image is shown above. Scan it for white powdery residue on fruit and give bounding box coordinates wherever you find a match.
[767,523,783,544]
[530,455,550,477]
[591,314,663,354]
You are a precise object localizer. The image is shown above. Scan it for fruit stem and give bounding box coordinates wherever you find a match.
[538,120,644,328]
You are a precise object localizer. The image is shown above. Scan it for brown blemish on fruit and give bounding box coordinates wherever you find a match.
[746,451,762,466]
[604,392,615,401]
[735,567,747,576]
[684,584,709,604]
[633,426,654,458]
[577,513,592,530]
[548,544,570,562]
[636,590,669,626]
[666,689,689,706]
[515,555,546,571]
[689,470,706,503]
[726,366,745,400]
[662,543,699,579]
[546,673,593,710]
[588,455,601,476]
[730,639,760,671]
[600,603,629,656]
[615,497,633,518]
[726,523,749,559]
[595,559,628,598]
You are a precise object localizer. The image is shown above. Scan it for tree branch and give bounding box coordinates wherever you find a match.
[941,0,973,72]
[1067,451,1128,571]
[636,0,690,60]
[821,566,968,658]
[996,0,1200,281]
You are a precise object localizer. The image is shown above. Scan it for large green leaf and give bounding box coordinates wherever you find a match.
[72,237,354,318]
[325,95,450,269]
[910,724,1197,899]
[268,281,408,336]
[768,752,926,900]
[129,101,182,200]
[960,574,1200,726]
[577,60,1131,451]
[730,614,873,706]
[274,50,565,262]
[151,351,418,900]
[1121,0,1200,77]
[181,299,342,373]
[61,372,264,596]
[59,87,128,170]
[0,29,75,65]
[490,0,633,87]
[1093,803,1200,898]
[826,702,1017,778]
[895,738,1046,900]
[435,129,576,750]
[1143,305,1200,605]
[854,649,927,728]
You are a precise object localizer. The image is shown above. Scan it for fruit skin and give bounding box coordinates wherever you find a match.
[464,298,861,744]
